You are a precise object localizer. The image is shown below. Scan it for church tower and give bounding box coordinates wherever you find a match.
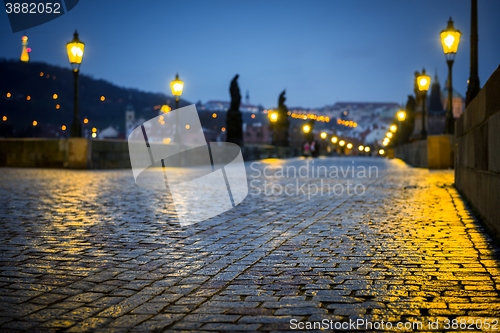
[125,94,135,137]
[429,73,443,111]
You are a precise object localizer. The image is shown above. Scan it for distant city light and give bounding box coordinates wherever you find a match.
[364,146,371,153]
[83,118,89,124]
[337,119,358,127]
[53,94,58,99]
[358,145,364,151]
[100,95,105,102]
[320,132,327,139]
[221,127,226,132]
[26,95,31,101]
[32,120,37,126]
[163,137,171,144]
[6,92,11,98]
[55,104,60,109]
[302,124,311,133]
[386,132,393,138]
[379,149,385,155]
[161,105,171,113]
[91,127,97,133]
[339,140,346,147]
[331,136,338,144]
[91,133,97,138]
[185,124,190,129]
[39,72,44,76]
[251,114,256,119]
[2,116,6,121]
[212,113,217,118]
[61,125,66,131]
[390,124,397,133]
[346,143,353,149]
[290,113,330,123]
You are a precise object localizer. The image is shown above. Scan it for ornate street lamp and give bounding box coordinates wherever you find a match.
[417,69,431,139]
[170,74,184,109]
[170,74,184,143]
[66,30,85,137]
[440,17,461,134]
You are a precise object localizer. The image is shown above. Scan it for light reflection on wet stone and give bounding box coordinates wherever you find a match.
[0,157,499,331]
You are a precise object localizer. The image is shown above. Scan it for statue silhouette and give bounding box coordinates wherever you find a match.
[225,74,243,146]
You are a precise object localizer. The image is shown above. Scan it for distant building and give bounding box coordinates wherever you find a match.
[202,100,259,113]
[125,98,145,138]
[98,126,119,139]
[244,122,271,144]
[323,102,401,145]
[442,88,465,119]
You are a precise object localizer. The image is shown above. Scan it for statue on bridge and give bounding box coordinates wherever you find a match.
[400,95,416,144]
[225,74,243,146]
[271,90,290,146]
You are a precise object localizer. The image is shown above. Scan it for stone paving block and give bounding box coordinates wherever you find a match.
[107,314,151,327]
[200,323,262,331]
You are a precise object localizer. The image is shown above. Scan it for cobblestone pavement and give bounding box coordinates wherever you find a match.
[0,157,499,332]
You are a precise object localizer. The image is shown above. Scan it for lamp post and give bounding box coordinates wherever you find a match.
[466,0,480,106]
[66,31,85,137]
[417,69,431,139]
[170,74,184,143]
[440,17,461,134]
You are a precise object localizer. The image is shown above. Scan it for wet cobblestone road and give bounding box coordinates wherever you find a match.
[1,157,499,332]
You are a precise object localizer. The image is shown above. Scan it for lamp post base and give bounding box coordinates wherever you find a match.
[71,121,82,138]
[445,59,455,135]
[173,97,180,144]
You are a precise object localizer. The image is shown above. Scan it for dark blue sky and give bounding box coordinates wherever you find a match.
[1,0,499,108]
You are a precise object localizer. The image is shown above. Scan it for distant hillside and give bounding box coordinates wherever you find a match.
[0,59,191,137]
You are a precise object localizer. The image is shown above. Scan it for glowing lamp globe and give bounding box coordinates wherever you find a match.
[269,111,278,123]
[397,110,406,121]
[66,31,84,70]
[417,70,431,92]
[440,18,461,59]
[170,74,184,97]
